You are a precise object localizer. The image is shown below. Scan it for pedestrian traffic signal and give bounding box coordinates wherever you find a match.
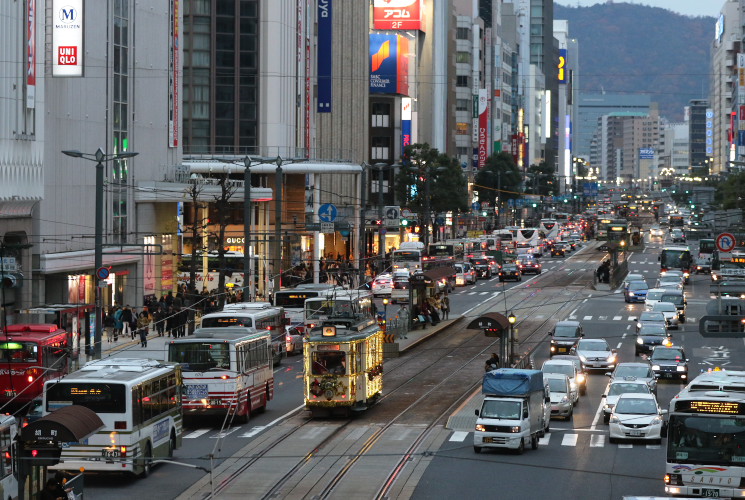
[21,442,62,467]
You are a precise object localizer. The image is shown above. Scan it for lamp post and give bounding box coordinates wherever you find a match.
[507,311,517,366]
[382,297,389,332]
[62,148,139,359]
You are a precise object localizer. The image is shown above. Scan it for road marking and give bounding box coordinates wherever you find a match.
[238,426,267,438]
[618,443,633,449]
[184,429,211,439]
[210,427,240,439]
[569,308,578,318]
[582,299,588,303]
[467,292,477,295]
[614,290,621,294]
[599,316,607,321]
[613,316,622,321]
[622,333,627,338]
[590,381,611,431]
[449,431,468,442]
[616,342,623,349]
[626,325,631,330]
[583,315,593,321]
[535,315,545,319]
[646,444,661,449]
[590,434,606,447]
[627,316,635,321]
[538,434,551,446]
[561,434,578,446]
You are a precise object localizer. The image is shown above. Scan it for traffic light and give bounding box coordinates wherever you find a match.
[21,442,62,467]
[401,219,409,227]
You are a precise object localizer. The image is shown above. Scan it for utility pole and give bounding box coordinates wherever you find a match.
[273,157,283,295]
[359,164,368,284]
[243,157,253,301]
[424,171,431,250]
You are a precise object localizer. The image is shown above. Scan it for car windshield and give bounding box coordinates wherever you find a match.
[554,325,580,338]
[480,400,522,420]
[661,294,684,306]
[627,275,644,282]
[547,378,569,393]
[654,303,676,313]
[668,415,745,465]
[608,383,650,396]
[646,290,665,301]
[578,340,608,351]
[639,324,667,336]
[615,398,658,415]
[503,265,518,271]
[628,281,648,291]
[639,312,665,322]
[615,366,653,378]
[543,364,574,377]
[471,259,488,265]
[652,349,684,361]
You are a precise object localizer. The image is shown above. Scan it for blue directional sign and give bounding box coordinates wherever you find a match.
[318,203,337,222]
[472,201,480,211]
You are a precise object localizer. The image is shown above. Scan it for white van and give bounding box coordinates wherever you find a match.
[390,270,411,303]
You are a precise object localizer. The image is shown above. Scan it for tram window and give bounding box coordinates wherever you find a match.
[311,352,347,375]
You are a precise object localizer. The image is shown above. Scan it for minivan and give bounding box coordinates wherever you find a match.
[660,289,686,322]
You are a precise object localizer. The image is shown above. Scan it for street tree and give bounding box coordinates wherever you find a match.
[184,181,205,295]
[525,161,556,196]
[212,174,237,308]
[474,152,522,207]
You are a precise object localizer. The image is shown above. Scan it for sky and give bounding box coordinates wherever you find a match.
[554,0,720,18]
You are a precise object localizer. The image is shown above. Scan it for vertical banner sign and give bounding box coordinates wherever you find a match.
[706,108,714,155]
[26,0,36,108]
[143,236,156,297]
[317,0,332,112]
[168,0,180,147]
[305,0,311,156]
[373,0,425,31]
[369,34,410,95]
[558,48,567,84]
[161,234,174,292]
[478,89,488,169]
[52,0,84,77]
[401,97,412,152]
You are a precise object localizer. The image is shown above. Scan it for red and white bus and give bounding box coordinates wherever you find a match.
[166,327,273,422]
[0,324,71,412]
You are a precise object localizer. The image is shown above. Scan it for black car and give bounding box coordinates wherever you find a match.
[650,346,688,381]
[635,322,671,356]
[550,320,584,358]
[551,245,566,258]
[498,264,522,282]
[470,258,492,279]
[517,258,542,275]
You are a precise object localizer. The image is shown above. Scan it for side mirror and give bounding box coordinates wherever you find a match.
[661,409,668,416]
[474,409,480,417]
[612,348,618,354]
[605,372,612,377]
[601,394,607,398]
[657,256,661,261]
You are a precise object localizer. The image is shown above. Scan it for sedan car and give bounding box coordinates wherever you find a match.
[550,320,584,358]
[602,379,652,423]
[671,228,686,243]
[455,262,477,286]
[551,244,566,258]
[469,258,493,279]
[644,288,668,312]
[625,280,649,303]
[635,322,671,357]
[516,257,542,275]
[650,346,688,380]
[498,263,522,282]
[656,276,684,291]
[549,354,587,395]
[651,301,680,329]
[661,269,688,285]
[694,256,712,274]
[608,361,658,395]
[372,274,393,297]
[542,359,581,403]
[544,373,574,420]
[608,393,666,443]
[572,338,617,372]
[649,225,665,237]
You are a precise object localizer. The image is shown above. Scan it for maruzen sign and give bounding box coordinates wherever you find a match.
[373,0,425,31]
[52,0,84,77]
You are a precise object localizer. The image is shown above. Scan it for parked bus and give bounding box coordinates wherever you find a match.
[660,246,692,276]
[177,251,246,292]
[45,358,183,477]
[664,370,745,498]
[303,290,375,331]
[200,302,288,365]
[167,327,273,423]
[0,323,72,413]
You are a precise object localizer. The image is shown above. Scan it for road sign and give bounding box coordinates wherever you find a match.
[384,206,400,227]
[716,232,736,253]
[0,257,17,272]
[472,202,480,211]
[320,222,335,234]
[96,267,110,280]
[318,203,337,222]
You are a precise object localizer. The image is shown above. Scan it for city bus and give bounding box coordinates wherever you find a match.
[711,250,745,282]
[427,243,457,261]
[669,214,685,230]
[45,358,183,477]
[303,290,375,331]
[273,284,346,332]
[177,251,246,292]
[698,239,716,259]
[0,323,72,413]
[660,246,692,276]
[664,370,745,498]
[200,302,287,365]
[167,327,273,423]
[391,246,424,271]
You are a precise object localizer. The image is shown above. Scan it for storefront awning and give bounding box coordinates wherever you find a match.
[21,303,95,315]
[21,405,103,443]
[423,266,456,282]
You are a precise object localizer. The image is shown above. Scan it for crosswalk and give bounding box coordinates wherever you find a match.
[454,430,661,449]
[567,314,696,322]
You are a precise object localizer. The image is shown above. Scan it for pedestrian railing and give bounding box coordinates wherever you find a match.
[386,308,410,340]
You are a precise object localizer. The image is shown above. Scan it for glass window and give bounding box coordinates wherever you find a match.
[46,383,126,413]
[456,27,470,40]
[168,342,231,371]
[0,341,38,363]
[456,52,471,63]
[311,351,347,375]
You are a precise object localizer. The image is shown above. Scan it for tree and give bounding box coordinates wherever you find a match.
[212,174,237,308]
[525,161,556,196]
[474,152,522,207]
[184,181,205,295]
[716,171,745,210]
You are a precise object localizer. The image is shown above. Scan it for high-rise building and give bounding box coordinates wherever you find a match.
[688,99,710,173]
[710,0,739,175]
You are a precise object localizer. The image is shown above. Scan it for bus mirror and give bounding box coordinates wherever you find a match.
[657,256,661,262]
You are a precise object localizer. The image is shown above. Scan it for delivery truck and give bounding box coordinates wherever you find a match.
[473,368,550,454]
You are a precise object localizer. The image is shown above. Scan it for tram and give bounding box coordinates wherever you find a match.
[304,313,384,418]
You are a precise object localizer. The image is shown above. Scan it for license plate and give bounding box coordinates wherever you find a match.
[209,399,222,405]
[664,373,672,379]
[702,488,720,498]
[483,437,494,443]
[186,384,209,399]
[590,364,601,368]
[629,430,641,437]
[102,449,121,458]
[558,347,567,352]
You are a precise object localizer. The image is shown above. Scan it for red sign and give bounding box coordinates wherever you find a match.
[716,232,737,253]
[58,46,78,65]
[27,0,36,107]
[373,0,425,31]
[478,89,488,169]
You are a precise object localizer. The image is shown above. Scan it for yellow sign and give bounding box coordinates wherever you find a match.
[322,326,336,337]
[690,400,740,414]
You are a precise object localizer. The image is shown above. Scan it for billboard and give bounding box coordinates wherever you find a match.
[52,0,84,77]
[639,148,654,159]
[401,97,412,152]
[317,0,332,112]
[558,48,567,84]
[370,33,410,95]
[477,89,488,169]
[373,0,425,31]
[168,0,180,147]
[706,108,714,155]
[26,0,36,108]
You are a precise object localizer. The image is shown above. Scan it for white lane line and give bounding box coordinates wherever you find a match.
[569,308,578,318]
[583,315,593,321]
[599,316,607,320]
[618,444,633,449]
[590,434,606,447]
[561,434,578,446]
[627,316,635,321]
[622,333,627,338]
[582,298,588,303]
[614,290,621,294]
[449,431,469,442]
[613,316,622,321]
[626,325,631,330]
[646,444,661,450]
[238,426,267,438]
[616,342,623,349]
[590,381,611,431]
[538,434,551,446]
[210,427,241,439]
[184,429,211,439]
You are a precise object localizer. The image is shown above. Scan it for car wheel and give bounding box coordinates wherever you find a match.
[566,410,573,421]
[609,437,618,444]
[515,438,525,455]
[531,435,538,450]
[634,349,639,357]
[473,446,482,454]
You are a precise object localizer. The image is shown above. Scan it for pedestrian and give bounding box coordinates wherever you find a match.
[440,294,450,320]
[178,306,188,337]
[485,353,500,371]
[428,297,440,325]
[120,305,134,340]
[137,311,150,347]
[166,306,176,337]
[113,306,123,341]
[104,308,116,342]
[154,304,165,337]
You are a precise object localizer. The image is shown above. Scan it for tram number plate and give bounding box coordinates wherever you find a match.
[186,384,209,399]
[702,488,720,498]
[101,449,120,459]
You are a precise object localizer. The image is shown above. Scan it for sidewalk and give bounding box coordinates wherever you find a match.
[395,315,464,352]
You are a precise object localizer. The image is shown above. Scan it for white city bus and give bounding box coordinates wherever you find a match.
[200,302,287,365]
[664,370,745,498]
[45,358,183,477]
[273,284,346,332]
[167,327,274,423]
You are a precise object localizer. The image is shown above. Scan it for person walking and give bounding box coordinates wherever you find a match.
[485,353,500,371]
[440,294,450,320]
[104,308,116,342]
[137,311,150,347]
[120,305,134,340]
[113,306,123,342]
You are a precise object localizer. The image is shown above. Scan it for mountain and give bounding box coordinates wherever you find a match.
[554,2,714,121]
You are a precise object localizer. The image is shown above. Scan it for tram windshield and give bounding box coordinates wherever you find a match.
[311,351,347,375]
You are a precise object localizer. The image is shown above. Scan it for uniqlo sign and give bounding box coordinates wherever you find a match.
[52,0,84,76]
[58,46,78,65]
[373,0,425,31]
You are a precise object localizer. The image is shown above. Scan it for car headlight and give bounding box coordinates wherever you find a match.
[609,415,620,423]
[570,381,578,391]
[651,416,662,425]
[560,396,569,404]
[636,337,644,344]
[578,354,587,362]
[652,365,661,371]
[676,365,686,372]
[607,355,616,363]
[510,426,521,433]
[576,373,585,383]
[475,424,486,432]
[550,345,556,352]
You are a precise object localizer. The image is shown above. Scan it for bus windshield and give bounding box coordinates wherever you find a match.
[274,292,318,308]
[392,251,421,262]
[660,249,692,270]
[0,341,38,363]
[668,415,745,465]
[699,240,715,255]
[168,342,231,371]
[46,382,126,413]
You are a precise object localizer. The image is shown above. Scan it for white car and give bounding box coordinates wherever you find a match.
[656,276,683,291]
[602,379,652,423]
[454,262,477,286]
[651,301,680,329]
[541,359,581,403]
[371,274,393,297]
[609,393,666,444]
[644,288,668,311]
[572,338,617,372]
[543,373,574,420]
[649,225,665,237]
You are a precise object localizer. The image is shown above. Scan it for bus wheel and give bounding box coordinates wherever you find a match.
[139,442,153,478]
[168,431,177,458]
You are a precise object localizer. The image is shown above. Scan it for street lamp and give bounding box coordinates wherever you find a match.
[382,297,389,332]
[62,148,139,359]
[507,311,517,364]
